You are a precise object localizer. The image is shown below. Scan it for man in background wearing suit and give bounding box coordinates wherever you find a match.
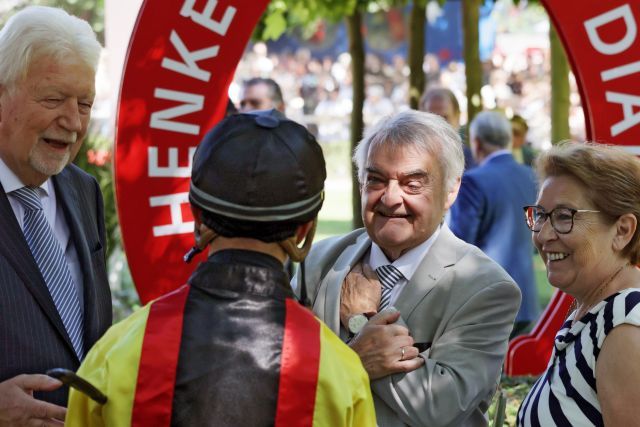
[299,110,521,426]
[449,111,539,337]
[0,6,110,425]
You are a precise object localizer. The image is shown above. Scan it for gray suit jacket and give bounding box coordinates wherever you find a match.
[298,226,521,427]
[0,164,112,405]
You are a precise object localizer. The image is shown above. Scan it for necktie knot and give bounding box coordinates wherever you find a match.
[12,186,43,211]
[376,265,403,310]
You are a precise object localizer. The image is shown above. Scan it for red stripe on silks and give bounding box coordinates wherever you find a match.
[275,299,321,427]
[131,284,190,427]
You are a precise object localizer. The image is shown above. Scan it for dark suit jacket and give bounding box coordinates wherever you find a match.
[0,164,111,405]
[449,152,539,323]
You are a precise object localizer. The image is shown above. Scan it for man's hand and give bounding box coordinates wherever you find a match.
[0,374,66,426]
[340,263,381,328]
[349,309,425,380]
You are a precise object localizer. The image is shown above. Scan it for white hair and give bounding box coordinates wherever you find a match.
[0,6,101,88]
[353,109,464,192]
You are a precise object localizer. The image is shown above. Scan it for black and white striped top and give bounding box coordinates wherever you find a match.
[517,288,640,426]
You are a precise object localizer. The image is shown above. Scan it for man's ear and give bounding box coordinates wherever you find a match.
[444,176,461,210]
[613,213,637,252]
[295,220,315,244]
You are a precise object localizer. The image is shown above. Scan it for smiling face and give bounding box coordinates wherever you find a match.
[534,174,620,298]
[361,143,456,261]
[0,53,95,186]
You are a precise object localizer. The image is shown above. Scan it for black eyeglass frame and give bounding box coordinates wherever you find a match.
[523,205,601,234]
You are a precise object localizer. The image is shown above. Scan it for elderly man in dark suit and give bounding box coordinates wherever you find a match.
[298,110,520,426]
[0,6,110,425]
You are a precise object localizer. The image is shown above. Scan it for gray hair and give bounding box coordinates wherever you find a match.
[0,6,101,88]
[353,109,464,192]
[469,111,512,149]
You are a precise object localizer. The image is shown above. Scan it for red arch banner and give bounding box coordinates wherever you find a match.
[506,0,640,376]
[115,0,270,303]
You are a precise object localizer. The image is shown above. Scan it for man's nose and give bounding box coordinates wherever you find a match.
[58,99,83,132]
[381,180,403,206]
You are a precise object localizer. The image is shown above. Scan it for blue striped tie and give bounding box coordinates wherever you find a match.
[376,265,403,310]
[12,186,84,359]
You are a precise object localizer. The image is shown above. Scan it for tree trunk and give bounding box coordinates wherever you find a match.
[408,1,426,109]
[462,0,482,123]
[550,24,571,144]
[347,11,365,229]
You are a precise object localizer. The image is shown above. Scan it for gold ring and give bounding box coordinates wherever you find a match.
[400,347,405,361]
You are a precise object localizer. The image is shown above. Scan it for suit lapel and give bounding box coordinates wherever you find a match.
[394,226,460,318]
[314,232,371,334]
[0,181,74,353]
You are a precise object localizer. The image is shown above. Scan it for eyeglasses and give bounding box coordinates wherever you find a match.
[523,205,600,234]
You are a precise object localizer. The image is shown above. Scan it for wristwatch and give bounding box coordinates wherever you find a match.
[348,313,369,335]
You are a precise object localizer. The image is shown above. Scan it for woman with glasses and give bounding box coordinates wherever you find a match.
[517,142,640,426]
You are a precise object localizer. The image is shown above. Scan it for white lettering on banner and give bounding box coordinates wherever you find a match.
[150,88,203,135]
[585,4,637,55]
[144,1,239,241]
[602,60,640,81]
[606,92,640,136]
[148,146,197,177]
[162,30,220,82]
[582,4,640,137]
[180,0,236,36]
[150,193,194,236]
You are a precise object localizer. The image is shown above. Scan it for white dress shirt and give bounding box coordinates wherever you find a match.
[368,224,443,307]
[0,158,84,305]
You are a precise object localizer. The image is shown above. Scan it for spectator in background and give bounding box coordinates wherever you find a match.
[449,111,539,337]
[0,6,111,423]
[511,114,537,167]
[239,77,285,113]
[419,87,476,170]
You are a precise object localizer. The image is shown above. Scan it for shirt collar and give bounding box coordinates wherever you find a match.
[481,149,511,165]
[369,224,443,281]
[0,157,51,196]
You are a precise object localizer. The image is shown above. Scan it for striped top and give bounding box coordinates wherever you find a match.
[517,288,640,426]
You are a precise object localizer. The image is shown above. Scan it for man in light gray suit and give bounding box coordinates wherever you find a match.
[297,110,521,426]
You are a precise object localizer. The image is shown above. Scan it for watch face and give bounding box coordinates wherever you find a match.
[348,314,368,334]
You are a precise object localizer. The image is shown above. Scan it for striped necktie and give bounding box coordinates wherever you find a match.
[12,186,84,359]
[376,265,403,310]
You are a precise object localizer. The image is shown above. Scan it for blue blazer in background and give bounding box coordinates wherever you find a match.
[449,152,539,323]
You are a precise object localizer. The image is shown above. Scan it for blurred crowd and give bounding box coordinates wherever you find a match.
[231,40,586,151]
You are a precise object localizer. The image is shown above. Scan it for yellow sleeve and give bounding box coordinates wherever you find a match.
[66,304,151,427]
[313,322,376,427]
